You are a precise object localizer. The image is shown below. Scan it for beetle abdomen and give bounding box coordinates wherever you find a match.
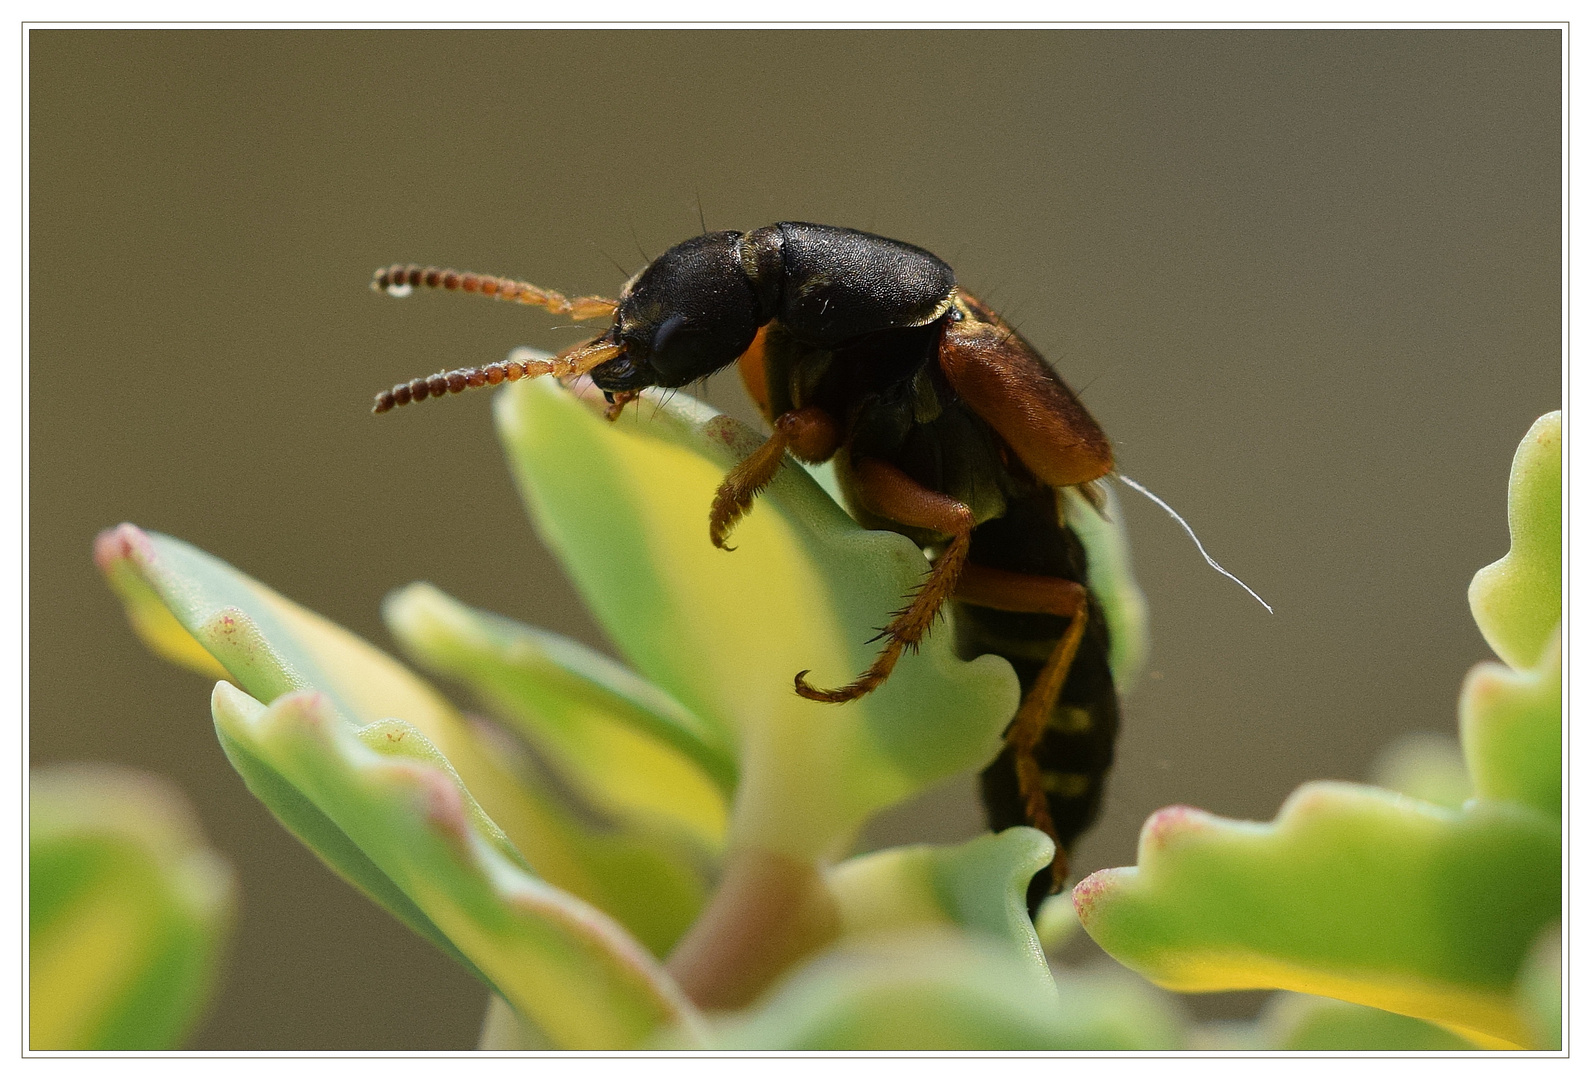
[953,488,1121,913]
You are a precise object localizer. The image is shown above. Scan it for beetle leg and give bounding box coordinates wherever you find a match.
[794,460,974,703]
[709,429,788,551]
[710,407,841,550]
[956,564,1090,893]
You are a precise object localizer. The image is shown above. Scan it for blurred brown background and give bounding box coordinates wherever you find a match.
[30,30,1560,1048]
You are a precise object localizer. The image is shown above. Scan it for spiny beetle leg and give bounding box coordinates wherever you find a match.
[795,459,974,703]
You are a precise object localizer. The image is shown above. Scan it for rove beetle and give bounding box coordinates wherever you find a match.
[373,223,1122,911]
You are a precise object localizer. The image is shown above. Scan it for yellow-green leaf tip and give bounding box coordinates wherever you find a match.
[1469,410,1560,670]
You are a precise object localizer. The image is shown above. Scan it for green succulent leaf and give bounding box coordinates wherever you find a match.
[1075,412,1562,1050]
[95,525,704,957]
[1063,483,1150,692]
[682,932,1074,1050]
[1460,626,1561,818]
[383,582,732,850]
[497,378,1017,860]
[1367,732,1472,811]
[1045,962,1190,1051]
[1074,784,1559,1047]
[827,828,1054,986]
[1469,410,1560,670]
[211,683,700,1049]
[1515,923,1561,1051]
[29,764,235,1050]
[682,930,1185,1051]
[1244,993,1478,1051]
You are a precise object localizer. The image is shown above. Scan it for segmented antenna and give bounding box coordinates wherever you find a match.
[372,263,618,322]
[1115,473,1274,614]
[372,340,622,415]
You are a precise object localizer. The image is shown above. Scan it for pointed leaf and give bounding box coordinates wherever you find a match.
[1460,627,1561,817]
[1469,410,1560,670]
[211,683,701,1049]
[384,582,731,850]
[95,539,227,681]
[498,378,1017,860]
[97,525,703,954]
[29,764,234,1050]
[1074,783,1559,1048]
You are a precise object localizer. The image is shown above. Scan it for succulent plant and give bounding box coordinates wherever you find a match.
[1075,411,1561,1051]
[29,764,235,1050]
[79,364,1558,1050]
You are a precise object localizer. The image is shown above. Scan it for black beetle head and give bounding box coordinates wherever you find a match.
[591,231,760,392]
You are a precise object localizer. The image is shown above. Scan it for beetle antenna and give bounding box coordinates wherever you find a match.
[372,340,622,415]
[1115,473,1274,614]
[372,264,617,322]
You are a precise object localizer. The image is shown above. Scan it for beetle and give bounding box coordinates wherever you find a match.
[371,223,1121,912]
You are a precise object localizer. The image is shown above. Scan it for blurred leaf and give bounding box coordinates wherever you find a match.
[212,684,701,1049]
[687,931,1185,1051]
[96,525,703,955]
[1074,784,1558,1048]
[1063,482,1150,692]
[1249,992,1477,1051]
[828,828,1054,986]
[477,994,551,1050]
[1469,410,1560,670]
[498,377,1017,860]
[1046,962,1189,1050]
[384,582,731,850]
[29,764,234,1050]
[1515,923,1561,1051]
[1034,890,1084,955]
[1367,732,1471,811]
[685,932,1075,1050]
[1460,627,1561,818]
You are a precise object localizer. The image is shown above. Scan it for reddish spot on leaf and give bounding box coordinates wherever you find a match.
[1144,804,1207,852]
[1070,869,1115,924]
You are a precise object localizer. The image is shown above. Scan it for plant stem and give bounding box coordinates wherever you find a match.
[665,847,840,1010]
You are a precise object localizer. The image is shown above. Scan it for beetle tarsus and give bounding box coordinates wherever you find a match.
[793,527,970,703]
[709,429,791,549]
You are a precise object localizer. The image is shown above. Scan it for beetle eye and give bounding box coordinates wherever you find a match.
[651,314,689,356]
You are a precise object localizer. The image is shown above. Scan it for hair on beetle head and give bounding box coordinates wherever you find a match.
[1115,473,1274,614]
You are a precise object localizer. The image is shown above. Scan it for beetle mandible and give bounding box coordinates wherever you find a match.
[372,222,1121,911]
